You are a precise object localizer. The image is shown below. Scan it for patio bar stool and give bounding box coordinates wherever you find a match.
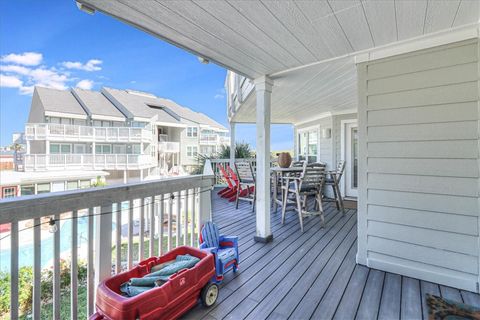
[324,161,346,214]
[281,163,326,232]
[234,161,256,211]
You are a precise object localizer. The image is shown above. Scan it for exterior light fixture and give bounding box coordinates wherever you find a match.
[321,128,332,139]
[198,56,209,64]
[76,2,96,15]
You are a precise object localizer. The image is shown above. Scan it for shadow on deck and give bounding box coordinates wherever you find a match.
[183,191,480,320]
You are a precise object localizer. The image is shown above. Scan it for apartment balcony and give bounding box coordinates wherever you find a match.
[25,123,153,143]
[226,72,254,121]
[199,134,218,145]
[24,154,155,171]
[158,141,180,153]
[2,169,478,319]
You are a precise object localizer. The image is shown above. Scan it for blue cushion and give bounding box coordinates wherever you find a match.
[217,248,236,263]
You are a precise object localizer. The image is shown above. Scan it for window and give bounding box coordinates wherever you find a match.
[73,144,85,154]
[93,120,112,127]
[2,187,16,198]
[73,119,86,126]
[67,181,78,190]
[21,185,35,196]
[79,180,91,189]
[127,144,141,154]
[95,144,111,154]
[187,146,198,157]
[113,144,126,154]
[50,143,71,154]
[187,127,198,137]
[298,128,319,163]
[37,183,51,194]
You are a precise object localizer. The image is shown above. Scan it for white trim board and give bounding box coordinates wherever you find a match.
[340,119,357,198]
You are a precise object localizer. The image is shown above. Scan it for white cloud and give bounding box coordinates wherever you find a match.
[76,79,94,90]
[214,94,224,99]
[0,74,23,88]
[1,52,43,66]
[1,52,104,95]
[61,59,102,71]
[1,65,31,76]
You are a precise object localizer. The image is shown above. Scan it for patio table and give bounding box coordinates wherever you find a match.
[271,167,304,212]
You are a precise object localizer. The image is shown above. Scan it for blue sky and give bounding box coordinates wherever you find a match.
[0,1,293,150]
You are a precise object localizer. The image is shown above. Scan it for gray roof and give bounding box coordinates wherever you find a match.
[35,86,87,116]
[104,87,226,130]
[33,86,226,130]
[72,88,126,120]
[156,97,227,130]
[102,87,182,125]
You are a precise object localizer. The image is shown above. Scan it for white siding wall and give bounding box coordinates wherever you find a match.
[357,39,480,292]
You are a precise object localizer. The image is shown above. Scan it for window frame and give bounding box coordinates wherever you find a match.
[297,126,320,163]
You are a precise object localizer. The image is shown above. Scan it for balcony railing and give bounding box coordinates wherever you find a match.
[158,141,180,153]
[0,165,214,319]
[226,72,254,120]
[199,134,218,145]
[209,158,277,186]
[25,123,153,143]
[24,154,155,171]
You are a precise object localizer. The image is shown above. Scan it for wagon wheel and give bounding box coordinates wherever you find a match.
[201,282,219,307]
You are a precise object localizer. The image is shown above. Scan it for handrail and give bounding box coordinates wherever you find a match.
[23,154,155,171]
[24,123,153,142]
[1,173,214,319]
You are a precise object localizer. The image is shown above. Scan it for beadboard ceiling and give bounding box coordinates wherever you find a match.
[78,0,479,124]
[79,0,478,79]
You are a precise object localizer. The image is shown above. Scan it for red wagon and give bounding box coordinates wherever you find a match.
[90,246,218,320]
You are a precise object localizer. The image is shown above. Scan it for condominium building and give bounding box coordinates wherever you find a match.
[23,86,229,184]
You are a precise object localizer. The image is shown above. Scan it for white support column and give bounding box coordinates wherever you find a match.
[46,141,50,154]
[94,204,112,287]
[229,122,235,168]
[199,160,214,226]
[253,76,273,243]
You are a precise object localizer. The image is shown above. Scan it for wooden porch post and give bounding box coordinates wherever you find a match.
[253,76,273,243]
[229,122,235,168]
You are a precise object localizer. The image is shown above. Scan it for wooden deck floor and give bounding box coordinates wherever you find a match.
[184,191,480,320]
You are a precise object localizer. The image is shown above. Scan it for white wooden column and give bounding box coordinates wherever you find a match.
[94,204,112,288]
[229,122,235,168]
[253,76,273,242]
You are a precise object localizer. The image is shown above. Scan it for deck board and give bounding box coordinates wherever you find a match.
[182,191,480,320]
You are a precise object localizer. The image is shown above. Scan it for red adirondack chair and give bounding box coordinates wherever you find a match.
[217,164,236,198]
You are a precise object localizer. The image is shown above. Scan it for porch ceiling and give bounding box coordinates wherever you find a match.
[78,0,478,79]
[232,56,357,125]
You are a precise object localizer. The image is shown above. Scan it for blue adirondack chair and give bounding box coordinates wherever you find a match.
[199,222,239,282]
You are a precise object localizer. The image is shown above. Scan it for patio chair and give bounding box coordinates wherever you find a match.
[281,163,326,232]
[217,164,235,198]
[324,161,346,213]
[199,221,239,281]
[234,161,256,211]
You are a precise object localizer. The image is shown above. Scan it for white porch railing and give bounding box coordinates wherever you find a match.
[0,169,214,319]
[209,158,277,186]
[158,141,180,153]
[24,154,155,171]
[226,72,254,120]
[25,123,153,143]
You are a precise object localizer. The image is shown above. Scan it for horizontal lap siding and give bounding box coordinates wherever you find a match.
[360,39,480,292]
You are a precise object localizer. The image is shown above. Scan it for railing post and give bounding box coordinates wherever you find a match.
[199,160,214,225]
[94,203,112,288]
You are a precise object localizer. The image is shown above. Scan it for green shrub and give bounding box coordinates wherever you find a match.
[0,259,88,319]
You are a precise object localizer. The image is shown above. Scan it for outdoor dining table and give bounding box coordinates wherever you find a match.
[271,166,304,212]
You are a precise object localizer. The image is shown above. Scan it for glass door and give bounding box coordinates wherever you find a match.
[345,123,358,198]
